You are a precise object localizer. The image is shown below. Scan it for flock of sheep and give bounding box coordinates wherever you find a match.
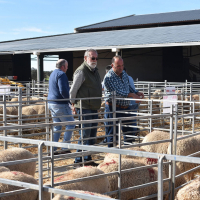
[0,129,200,199]
[1,91,200,199]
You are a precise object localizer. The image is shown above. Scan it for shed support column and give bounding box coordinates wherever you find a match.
[35,52,44,82]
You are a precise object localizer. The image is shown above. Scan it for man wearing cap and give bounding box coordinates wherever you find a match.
[70,49,102,166]
[48,59,75,154]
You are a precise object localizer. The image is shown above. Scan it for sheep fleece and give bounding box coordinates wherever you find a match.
[52,190,111,200]
[98,158,168,200]
[43,167,110,200]
[0,148,36,176]
[0,171,38,200]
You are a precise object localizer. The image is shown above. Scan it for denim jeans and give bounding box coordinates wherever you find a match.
[75,108,98,163]
[48,103,75,151]
[104,103,138,147]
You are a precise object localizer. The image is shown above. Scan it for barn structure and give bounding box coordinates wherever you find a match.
[1,9,200,82]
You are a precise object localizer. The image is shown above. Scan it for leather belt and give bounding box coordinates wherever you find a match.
[105,102,129,109]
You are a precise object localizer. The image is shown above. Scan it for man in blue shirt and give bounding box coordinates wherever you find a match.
[48,59,75,154]
[104,55,144,147]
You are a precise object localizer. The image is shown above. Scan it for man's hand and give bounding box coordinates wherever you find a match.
[128,93,141,103]
[136,91,144,99]
[71,103,76,115]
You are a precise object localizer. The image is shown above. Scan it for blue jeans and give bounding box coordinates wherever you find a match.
[48,103,75,151]
[104,103,138,147]
[75,108,98,163]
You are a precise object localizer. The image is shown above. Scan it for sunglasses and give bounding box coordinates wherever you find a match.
[88,56,98,61]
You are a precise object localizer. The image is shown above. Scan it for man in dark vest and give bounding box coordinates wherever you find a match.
[70,49,102,166]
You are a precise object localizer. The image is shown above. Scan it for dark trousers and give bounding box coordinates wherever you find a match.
[75,108,98,163]
[104,103,138,147]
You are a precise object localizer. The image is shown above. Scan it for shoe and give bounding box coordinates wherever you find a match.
[57,150,71,155]
[48,150,71,156]
[99,139,107,145]
[82,161,99,167]
[74,161,99,168]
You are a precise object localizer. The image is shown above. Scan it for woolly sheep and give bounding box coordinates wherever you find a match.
[104,147,148,163]
[142,131,186,187]
[52,190,111,200]
[0,166,10,173]
[142,130,170,154]
[0,171,38,200]
[10,97,40,104]
[43,166,110,200]
[30,104,46,122]
[22,106,38,124]
[0,148,36,176]
[98,158,168,200]
[152,89,163,99]
[175,177,200,200]
[167,135,200,181]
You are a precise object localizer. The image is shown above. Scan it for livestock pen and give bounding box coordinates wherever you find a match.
[0,81,200,199]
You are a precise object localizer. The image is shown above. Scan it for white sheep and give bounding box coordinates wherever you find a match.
[52,190,111,200]
[167,135,200,181]
[0,166,10,173]
[97,158,168,200]
[43,166,110,200]
[175,177,200,200]
[104,147,148,163]
[141,130,170,154]
[0,171,38,200]
[0,148,36,176]
[141,131,186,187]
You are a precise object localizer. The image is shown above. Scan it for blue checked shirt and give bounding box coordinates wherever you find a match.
[104,69,138,106]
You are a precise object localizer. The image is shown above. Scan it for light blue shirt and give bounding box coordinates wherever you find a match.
[128,76,137,106]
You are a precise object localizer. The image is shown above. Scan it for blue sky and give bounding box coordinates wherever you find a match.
[1,0,200,42]
[1,0,200,70]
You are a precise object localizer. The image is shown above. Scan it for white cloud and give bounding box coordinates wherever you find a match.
[13,27,48,33]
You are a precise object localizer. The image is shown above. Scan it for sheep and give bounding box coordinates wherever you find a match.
[152,89,163,99]
[97,158,168,200]
[0,171,38,200]
[0,148,36,176]
[104,147,147,163]
[52,190,111,200]
[0,166,10,173]
[22,106,38,124]
[167,135,200,181]
[10,97,40,104]
[141,131,186,187]
[30,104,46,122]
[141,130,170,154]
[175,177,200,200]
[43,166,110,200]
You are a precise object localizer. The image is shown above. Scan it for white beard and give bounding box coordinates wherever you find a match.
[87,61,97,69]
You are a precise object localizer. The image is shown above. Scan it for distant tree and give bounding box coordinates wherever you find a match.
[31,67,37,80]
[31,68,53,81]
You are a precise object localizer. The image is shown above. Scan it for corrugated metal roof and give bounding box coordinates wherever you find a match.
[75,9,200,31]
[1,24,200,54]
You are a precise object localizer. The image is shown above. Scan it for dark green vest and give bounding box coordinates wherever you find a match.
[74,62,102,110]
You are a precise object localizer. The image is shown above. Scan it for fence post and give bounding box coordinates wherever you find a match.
[118,119,122,200]
[149,99,153,132]
[3,95,7,150]
[50,126,54,200]
[158,155,165,200]
[112,91,117,147]
[171,104,178,200]
[80,99,84,165]
[169,105,173,200]
[38,141,44,200]
[26,83,30,105]
[18,87,22,148]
